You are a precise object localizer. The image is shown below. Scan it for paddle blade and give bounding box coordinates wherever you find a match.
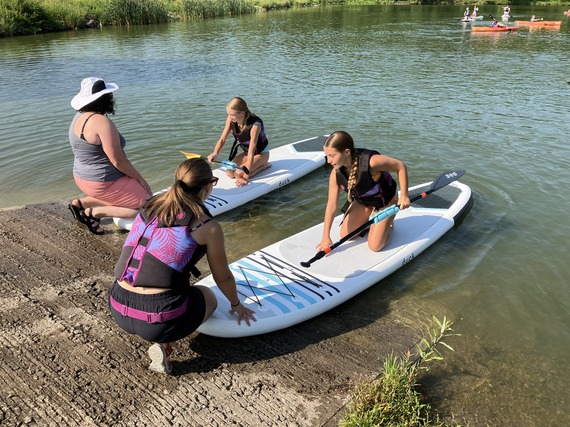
[180,151,202,159]
[427,170,466,193]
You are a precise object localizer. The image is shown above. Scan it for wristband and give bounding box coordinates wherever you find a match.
[231,301,240,308]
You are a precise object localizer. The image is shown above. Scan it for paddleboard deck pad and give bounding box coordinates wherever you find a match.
[196,179,472,338]
[114,135,328,230]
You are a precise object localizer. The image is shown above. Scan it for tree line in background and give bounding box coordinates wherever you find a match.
[1,0,568,37]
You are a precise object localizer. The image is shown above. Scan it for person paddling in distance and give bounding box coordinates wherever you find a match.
[207,97,270,187]
[109,158,256,374]
[68,77,152,234]
[317,131,410,253]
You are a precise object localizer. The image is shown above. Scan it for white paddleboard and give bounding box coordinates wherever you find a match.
[196,180,472,338]
[113,135,328,230]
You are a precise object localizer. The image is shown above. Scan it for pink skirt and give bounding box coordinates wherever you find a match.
[74,175,149,209]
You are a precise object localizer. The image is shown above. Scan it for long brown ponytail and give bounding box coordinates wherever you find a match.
[143,158,213,226]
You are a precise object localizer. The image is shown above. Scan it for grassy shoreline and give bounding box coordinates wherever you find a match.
[2,0,569,37]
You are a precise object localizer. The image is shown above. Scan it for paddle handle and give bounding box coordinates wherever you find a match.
[218,160,250,174]
[300,248,331,268]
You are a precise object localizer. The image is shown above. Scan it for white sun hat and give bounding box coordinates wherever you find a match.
[71,77,119,110]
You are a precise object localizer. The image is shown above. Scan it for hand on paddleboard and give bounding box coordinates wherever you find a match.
[230,303,257,326]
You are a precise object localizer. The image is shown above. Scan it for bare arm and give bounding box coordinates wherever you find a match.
[317,170,341,250]
[370,154,410,209]
[209,115,232,162]
[201,221,256,325]
[94,115,152,195]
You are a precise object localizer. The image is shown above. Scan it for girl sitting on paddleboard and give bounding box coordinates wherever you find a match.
[317,131,410,253]
[109,158,256,374]
[208,97,270,187]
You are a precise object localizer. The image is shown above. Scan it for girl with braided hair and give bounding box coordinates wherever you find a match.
[317,131,410,253]
[109,158,256,374]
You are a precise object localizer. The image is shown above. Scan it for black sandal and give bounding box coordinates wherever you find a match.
[79,208,105,235]
[68,199,85,222]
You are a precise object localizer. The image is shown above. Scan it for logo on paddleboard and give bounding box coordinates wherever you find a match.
[401,253,415,266]
[278,178,291,188]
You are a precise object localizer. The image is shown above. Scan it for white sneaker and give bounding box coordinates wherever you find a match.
[147,343,172,374]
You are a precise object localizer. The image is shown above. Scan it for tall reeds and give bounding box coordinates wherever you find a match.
[102,0,170,26]
[180,0,257,20]
[1,0,322,37]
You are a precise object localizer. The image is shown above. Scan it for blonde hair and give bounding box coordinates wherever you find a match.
[143,158,213,226]
[227,97,251,119]
[324,131,359,203]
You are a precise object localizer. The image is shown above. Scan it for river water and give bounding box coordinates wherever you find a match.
[1,5,569,425]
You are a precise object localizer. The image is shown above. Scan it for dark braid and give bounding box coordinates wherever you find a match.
[346,154,359,203]
[323,130,358,203]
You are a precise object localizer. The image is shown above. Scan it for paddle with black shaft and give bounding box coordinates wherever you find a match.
[180,151,250,175]
[300,170,466,268]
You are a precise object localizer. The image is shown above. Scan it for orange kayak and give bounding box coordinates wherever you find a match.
[472,26,520,32]
[515,20,562,27]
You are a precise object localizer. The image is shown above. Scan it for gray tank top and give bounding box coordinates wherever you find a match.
[69,112,126,182]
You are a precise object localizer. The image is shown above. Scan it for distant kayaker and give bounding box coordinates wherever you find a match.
[530,15,542,22]
[317,131,410,253]
[464,7,470,17]
[503,5,511,16]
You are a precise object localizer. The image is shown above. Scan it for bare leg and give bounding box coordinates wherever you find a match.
[367,216,395,252]
[340,202,373,240]
[340,202,396,252]
[234,152,270,186]
[71,197,140,220]
[244,152,271,178]
[90,206,140,220]
[196,285,218,323]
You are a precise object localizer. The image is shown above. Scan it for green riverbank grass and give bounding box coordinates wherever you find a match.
[340,316,461,427]
[2,0,569,36]
[0,0,299,36]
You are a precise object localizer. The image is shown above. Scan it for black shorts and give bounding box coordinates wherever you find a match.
[108,281,206,343]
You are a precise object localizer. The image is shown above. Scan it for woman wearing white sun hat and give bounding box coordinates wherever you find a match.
[68,77,152,234]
